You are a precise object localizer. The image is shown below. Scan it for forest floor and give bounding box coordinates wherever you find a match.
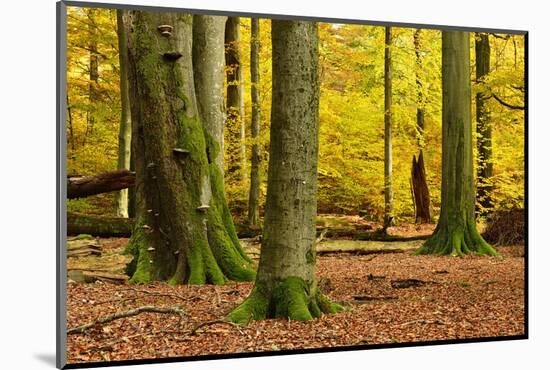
[65,219,525,364]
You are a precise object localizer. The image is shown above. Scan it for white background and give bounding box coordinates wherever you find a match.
[0,0,546,369]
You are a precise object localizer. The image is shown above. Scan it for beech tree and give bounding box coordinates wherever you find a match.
[228,20,342,322]
[124,11,255,284]
[247,18,261,227]
[225,17,247,184]
[115,9,132,218]
[475,32,493,216]
[416,31,497,256]
[383,26,394,229]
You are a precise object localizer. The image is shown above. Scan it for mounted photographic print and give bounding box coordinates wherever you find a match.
[56,1,527,368]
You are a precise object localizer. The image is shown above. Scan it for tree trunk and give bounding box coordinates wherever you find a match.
[247,18,261,227]
[193,15,226,175]
[475,32,493,216]
[67,170,135,199]
[411,152,431,223]
[67,212,133,237]
[124,11,255,285]
[115,9,132,218]
[383,27,394,229]
[416,31,496,256]
[67,94,75,151]
[228,20,342,323]
[411,29,431,223]
[86,8,99,140]
[225,17,247,184]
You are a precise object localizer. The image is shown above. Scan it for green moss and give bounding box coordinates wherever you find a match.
[316,290,346,314]
[227,287,269,323]
[416,220,498,256]
[228,277,344,323]
[125,221,153,284]
[75,234,93,240]
[273,277,313,321]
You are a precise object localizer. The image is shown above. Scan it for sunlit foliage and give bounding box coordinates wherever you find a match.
[66,9,525,222]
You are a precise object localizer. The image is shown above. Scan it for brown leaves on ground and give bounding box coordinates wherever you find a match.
[66,244,524,364]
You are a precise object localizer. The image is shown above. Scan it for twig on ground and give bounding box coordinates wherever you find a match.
[67,305,186,334]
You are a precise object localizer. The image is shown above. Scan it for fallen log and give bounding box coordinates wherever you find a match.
[67,212,133,237]
[68,169,135,199]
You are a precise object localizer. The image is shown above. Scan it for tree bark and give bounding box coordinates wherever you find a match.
[67,169,135,199]
[67,212,133,237]
[86,8,99,140]
[411,29,431,223]
[115,9,132,218]
[193,15,227,175]
[383,27,394,229]
[225,17,247,184]
[124,11,255,285]
[228,20,342,323]
[475,32,493,216]
[411,152,431,223]
[416,31,496,256]
[247,18,261,227]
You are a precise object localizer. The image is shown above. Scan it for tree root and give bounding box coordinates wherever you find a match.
[67,305,186,334]
[416,222,497,256]
[227,277,345,323]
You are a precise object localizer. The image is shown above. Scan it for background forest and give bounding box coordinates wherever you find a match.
[66,7,524,224]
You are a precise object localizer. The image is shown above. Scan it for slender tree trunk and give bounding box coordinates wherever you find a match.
[228,20,342,323]
[67,94,75,151]
[124,11,255,285]
[115,9,132,218]
[383,27,394,229]
[225,17,247,184]
[411,29,431,223]
[416,31,496,256]
[127,152,136,218]
[475,32,493,216]
[86,8,99,141]
[247,18,261,227]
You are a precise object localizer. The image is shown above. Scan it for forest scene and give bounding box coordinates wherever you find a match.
[64,5,526,365]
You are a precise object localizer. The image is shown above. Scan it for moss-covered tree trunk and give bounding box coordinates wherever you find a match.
[475,32,493,216]
[124,11,255,285]
[247,18,261,227]
[115,9,132,218]
[383,27,394,229]
[228,20,342,323]
[225,17,247,184]
[416,31,497,256]
[411,29,431,223]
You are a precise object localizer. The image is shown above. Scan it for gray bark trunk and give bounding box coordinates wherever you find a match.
[225,17,247,184]
[192,15,227,175]
[383,27,394,229]
[248,18,261,227]
[115,9,132,218]
[475,32,493,216]
[229,20,341,323]
[417,31,496,256]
